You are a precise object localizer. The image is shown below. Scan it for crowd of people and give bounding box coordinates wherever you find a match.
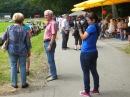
[44,11,100,97]
[100,13,130,41]
[2,9,130,97]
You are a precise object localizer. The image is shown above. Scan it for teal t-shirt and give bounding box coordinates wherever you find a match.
[23,24,31,31]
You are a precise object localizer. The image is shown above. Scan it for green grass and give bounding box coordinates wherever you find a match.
[0,18,46,85]
[0,22,14,33]
[121,44,130,54]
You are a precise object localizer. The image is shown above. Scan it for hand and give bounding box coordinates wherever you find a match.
[47,45,52,51]
[65,31,68,34]
[78,24,81,29]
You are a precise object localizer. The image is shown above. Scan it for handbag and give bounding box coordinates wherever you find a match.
[1,27,10,51]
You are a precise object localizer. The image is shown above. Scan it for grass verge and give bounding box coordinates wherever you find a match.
[119,44,130,54]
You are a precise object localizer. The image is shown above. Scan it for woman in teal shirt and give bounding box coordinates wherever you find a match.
[78,12,100,97]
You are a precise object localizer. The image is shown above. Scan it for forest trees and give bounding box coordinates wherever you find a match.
[0,0,129,18]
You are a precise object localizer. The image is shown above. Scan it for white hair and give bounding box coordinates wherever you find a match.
[44,10,53,16]
[63,14,69,19]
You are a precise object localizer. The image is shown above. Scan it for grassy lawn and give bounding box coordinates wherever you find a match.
[120,44,130,54]
[0,18,46,85]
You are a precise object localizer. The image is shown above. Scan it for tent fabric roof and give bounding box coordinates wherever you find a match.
[69,11,86,16]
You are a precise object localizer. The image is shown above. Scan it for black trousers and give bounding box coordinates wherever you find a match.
[62,30,69,48]
[74,36,82,45]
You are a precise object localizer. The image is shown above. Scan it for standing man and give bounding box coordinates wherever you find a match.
[61,14,70,50]
[44,10,57,81]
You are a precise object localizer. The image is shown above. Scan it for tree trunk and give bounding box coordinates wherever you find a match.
[112,4,118,18]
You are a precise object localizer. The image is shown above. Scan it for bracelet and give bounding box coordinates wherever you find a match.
[78,29,82,32]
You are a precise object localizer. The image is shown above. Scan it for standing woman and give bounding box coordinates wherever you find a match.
[2,13,31,88]
[78,12,100,97]
[73,15,84,50]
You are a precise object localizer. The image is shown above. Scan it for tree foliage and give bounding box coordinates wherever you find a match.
[0,0,129,18]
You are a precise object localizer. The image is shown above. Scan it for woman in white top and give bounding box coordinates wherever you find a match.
[105,19,115,37]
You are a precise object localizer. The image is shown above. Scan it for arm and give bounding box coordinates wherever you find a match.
[2,27,9,41]
[28,30,32,38]
[62,27,68,34]
[78,24,89,40]
[48,22,57,51]
[25,32,32,57]
[79,29,89,40]
[62,20,68,34]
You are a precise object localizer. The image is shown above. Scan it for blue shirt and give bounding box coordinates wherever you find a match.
[81,23,100,52]
[2,25,32,55]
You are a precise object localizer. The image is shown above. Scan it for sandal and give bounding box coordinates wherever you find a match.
[22,83,29,88]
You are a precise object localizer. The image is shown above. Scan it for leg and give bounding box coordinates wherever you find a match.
[66,31,69,47]
[90,51,99,90]
[8,52,18,86]
[74,36,78,49]
[80,52,91,93]
[26,57,30,75]
[79,37,82,49]
[19,55,27,85]
[62,30,67,48]
[17,60,20,73]
[44,42,57,78]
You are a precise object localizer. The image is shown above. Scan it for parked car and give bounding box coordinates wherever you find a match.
[5,19,10,22]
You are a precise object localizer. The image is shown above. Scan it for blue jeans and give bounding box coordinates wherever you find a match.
[8,52,27,86]
[80,51,99,93]
[44,41,57,78]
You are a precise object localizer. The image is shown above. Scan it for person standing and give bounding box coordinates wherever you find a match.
[61,14,70,50]
[73,15,84,50]
[78,12,100,97]
[2,13,31,88]
[17,24,32,75]
[44,10,58,81]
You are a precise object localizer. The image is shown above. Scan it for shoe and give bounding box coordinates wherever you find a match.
[66,47,70,49]
[11,85,18,88]
[46,77,57,82]
[46,75,51,79]
[62,48,66,50]
[22,83,29,88]
[26,72,29,75]
[79,90,90,97]
[90,89,100,95]
[73,49,77,50]
[79,49,81,50]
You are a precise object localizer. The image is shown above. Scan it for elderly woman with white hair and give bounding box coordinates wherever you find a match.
[2,13,31,88]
